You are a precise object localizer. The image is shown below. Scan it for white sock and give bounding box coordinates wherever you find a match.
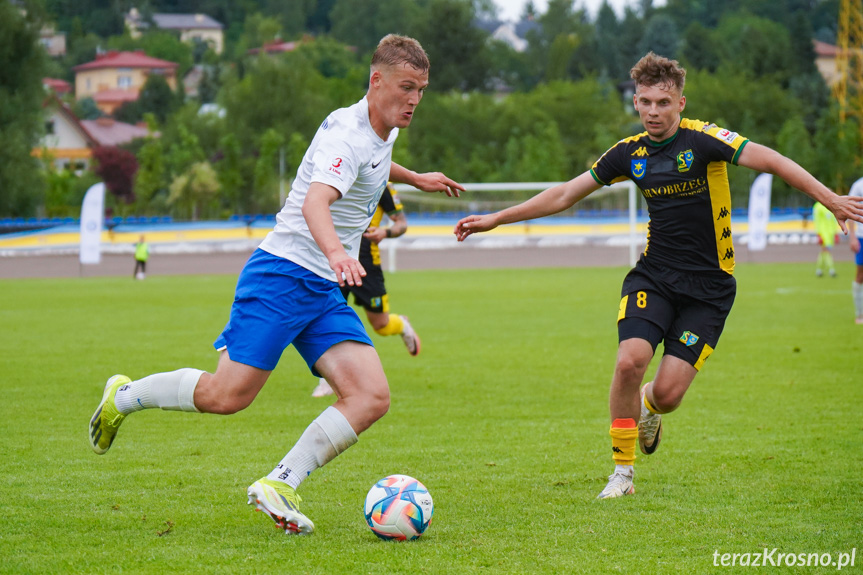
[114,368,203,414]
[615,464,633,477]
[267,406,358,489]
[853,281,863,317]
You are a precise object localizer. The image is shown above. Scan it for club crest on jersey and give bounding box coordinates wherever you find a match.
[679,331,699,346]
[677,149,694,172]
[631,159,646,179]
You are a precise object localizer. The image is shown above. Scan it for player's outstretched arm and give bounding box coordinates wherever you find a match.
[454,171,600,242]
[303,182,367,287]
[738,143,863,234]
[390,162,464,197]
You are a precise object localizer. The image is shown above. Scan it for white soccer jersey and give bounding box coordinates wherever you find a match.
[850,177,863,239]
[258,97,396,281]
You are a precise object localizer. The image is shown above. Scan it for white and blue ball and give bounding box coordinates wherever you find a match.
[364,474,434,541]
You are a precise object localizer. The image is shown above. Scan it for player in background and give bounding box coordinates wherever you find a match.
[89,34,463,535]
[133,235,149,280]
[849,177,863,324]
[813,201,841,277]
[312,183,419,398]
[454,52,863,499]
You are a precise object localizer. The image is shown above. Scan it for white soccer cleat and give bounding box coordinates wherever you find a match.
[597,469,635,499]
[311,377,334,398]
[247,479,314,535]
[638,387,662,455]
[399,315,421,356]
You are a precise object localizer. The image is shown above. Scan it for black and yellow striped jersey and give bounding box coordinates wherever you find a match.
[590,119,749,276]
[361,184,403,267]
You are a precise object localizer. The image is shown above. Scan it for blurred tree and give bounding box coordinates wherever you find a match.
[134,137,168,213]
[413,0,492,92]
[637,13,680,59]
[215,133,244,214]
[0,2,47,216]
[168,161,221,220]
[92,146,139,205]
[73,97,104,120]
[329,0,421,54]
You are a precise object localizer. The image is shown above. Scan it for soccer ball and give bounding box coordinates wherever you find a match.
[364,474,434,541]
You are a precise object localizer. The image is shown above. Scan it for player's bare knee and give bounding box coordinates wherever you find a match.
[651,384,684,412]
[614,354,650,383]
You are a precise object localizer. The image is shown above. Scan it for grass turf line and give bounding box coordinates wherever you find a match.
[0,263,860,574]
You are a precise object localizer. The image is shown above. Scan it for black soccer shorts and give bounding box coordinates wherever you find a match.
[616,259,736,370]
[340,263,389,313]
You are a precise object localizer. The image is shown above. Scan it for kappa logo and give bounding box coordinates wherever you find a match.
[677,149,694,172]
[717,206,730,219]
[679,331,699,347]
[631,159,646,179]
[612,446,624,454]
[631,146,649,157]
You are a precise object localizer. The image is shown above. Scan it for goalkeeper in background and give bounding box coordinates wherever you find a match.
[813,200,840,277]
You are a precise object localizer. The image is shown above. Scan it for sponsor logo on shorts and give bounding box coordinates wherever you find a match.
[679,331,699,346]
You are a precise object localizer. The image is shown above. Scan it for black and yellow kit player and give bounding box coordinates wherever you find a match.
[591,119,748,371]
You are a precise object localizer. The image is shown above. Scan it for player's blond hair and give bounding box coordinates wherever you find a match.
[630,52,686,93]
[371,34,430,74]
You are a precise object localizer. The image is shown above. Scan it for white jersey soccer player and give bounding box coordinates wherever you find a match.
[88,34,463,536]
[849,177,863,323]
[260,96,395,282]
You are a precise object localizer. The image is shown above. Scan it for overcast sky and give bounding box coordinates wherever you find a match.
[494,0,667,21]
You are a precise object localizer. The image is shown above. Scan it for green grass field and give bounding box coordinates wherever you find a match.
[1,262,860,574]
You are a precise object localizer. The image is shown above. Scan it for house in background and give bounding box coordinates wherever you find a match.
[72,50,178,115]
[39,24,67,57]
[126,8,224,54]
[43,77,72,96]
[34,98,152,173]
[813,39,842,88]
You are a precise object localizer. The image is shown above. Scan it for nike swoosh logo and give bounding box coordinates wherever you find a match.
[371,159,382,169]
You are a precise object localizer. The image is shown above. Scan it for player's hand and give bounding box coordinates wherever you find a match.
[363,226,386,244]
[851,236,861,254]
[329,253,366,287]
[828,194,863,235]
[412,172,464,197]
[454,214,498,242]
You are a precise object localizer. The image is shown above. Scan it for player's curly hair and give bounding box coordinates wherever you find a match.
[371,34,430,74]
[630,52,686,93]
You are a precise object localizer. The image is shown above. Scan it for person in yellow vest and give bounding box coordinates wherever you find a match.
[134,235,149,280]
[813,201,840,277]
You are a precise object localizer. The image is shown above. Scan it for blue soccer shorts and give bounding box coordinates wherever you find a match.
[856,245,863,266]
[213,249,373,375]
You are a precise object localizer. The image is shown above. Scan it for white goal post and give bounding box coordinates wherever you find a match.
[390,180,641,271]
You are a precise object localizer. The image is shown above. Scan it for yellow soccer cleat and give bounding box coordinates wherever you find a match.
[88,374,131,455]
[247,479,315,535]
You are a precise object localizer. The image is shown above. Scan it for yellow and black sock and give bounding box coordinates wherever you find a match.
[610,418,638,466]
[374,314,404,336]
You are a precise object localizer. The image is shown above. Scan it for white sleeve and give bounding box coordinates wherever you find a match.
[310,138,358,197]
